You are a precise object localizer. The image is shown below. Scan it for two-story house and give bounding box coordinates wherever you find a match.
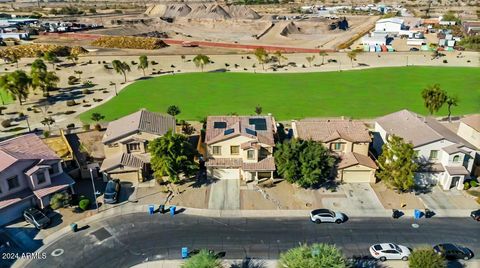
[0,134,75,226]
[100,109,176,182]
[457,114,480,150]
[291,119,377,183]
[205,115,276,181]
[374,110,477,190]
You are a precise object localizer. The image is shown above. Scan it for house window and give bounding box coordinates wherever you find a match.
[108,143,119,148]
[230,146,240,155]
[7,176,20,190]
[429,150,438,160]
[453,155,460,163]
[247,150,255,160]
[49,163,59,175]
[37,171,46,184]
[127,143,141,152]
[212,146,221,155]
[332,143,343,151]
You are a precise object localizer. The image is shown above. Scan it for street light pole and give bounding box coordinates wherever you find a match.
[89,168,99,212]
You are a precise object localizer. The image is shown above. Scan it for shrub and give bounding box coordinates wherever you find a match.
[82,89,93,94]
[68,76,79,85]
[66,123,75,128]
[66,100,77,106]
[279,243,348,268]
[0,44,87,59]
[94,124,102,131]
[50,192,71,209]
[181,249,223,268]
[464,182,471,190]
[471,181,478,188]
[43,131,50,138]
[83,124,90,131]
[91,36,167,50]
[1,119,13,128]
[78,198,90,210]
[443,59,448,63]
[409,248,446,268]
[83,80,95,87]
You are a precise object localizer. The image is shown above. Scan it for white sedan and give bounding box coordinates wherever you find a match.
[369,243,411,261]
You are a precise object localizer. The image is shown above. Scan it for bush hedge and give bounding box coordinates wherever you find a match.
[91,36,168,50]
[78,198,90,211]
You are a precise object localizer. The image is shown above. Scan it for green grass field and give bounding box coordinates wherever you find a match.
[79,66,480,122]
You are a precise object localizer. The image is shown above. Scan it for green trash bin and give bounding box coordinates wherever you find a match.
[70,223,78,232]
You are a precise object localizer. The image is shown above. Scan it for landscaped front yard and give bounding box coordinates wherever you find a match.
[79,66,480,122]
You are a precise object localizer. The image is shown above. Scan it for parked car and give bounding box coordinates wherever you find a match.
[409,47,419,51]
[470,209,480,221]
[369,243,411,261]
[433,243,473,260]
[103,179,121,204]
[310,209,346,224]
[23,208,50,229]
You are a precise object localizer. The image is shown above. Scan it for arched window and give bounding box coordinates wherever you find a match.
[453,155,460,163]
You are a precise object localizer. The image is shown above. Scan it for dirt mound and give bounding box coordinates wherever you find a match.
[145,4,260,20]
[280,22,301,36]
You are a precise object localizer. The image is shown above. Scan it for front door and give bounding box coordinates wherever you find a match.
[450,176,460,189]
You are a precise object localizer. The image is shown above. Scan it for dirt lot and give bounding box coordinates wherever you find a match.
[371,182,425,210]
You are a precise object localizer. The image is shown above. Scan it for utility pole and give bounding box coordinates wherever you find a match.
[89,168,100,212]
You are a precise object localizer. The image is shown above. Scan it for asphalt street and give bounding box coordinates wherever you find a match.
[23,213,480,268]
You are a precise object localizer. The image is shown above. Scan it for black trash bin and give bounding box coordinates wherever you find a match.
[425,209,435,218]
[159,204,165,214]
[392,209,402,219]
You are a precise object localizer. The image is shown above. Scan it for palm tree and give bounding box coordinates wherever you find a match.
[273,51,287,65]
[192,54,211,72]
[138,55,149,77]
[43,51,59,69]
[319,51,328,65]
[0,70,32,105]
[111,60,131,83]
[446,95,459,122]
[67,53,78,65]
[347,51,357,68]
[306,55,315,67]
[74,70,83,79]
[40,117,55,131]
[31,59,59,95]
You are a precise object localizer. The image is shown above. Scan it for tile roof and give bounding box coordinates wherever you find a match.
[102,109,176,144]
[243,157,276,171]
[33,173,75,199]
[292,119,371,143]
[442,144,470,154]
[337,152,377,170]
[445,165,469,176]
[205,115,275,146]
[0,134,59,171]
[205,157,276,171]
[376,110,476,149]
[0,189,34,210]
[205,158,243,168]
[100,153,149,172]
[461,114,480,132]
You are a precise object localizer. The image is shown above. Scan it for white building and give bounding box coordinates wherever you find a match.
[375,18,405,34]
[373,110,477,191]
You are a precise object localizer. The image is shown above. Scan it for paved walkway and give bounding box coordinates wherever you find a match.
[208,179,240,210]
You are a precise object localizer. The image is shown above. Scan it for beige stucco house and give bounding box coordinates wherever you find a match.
[205,116,276,181]
[291,119,377,183]
[100,109,176,182]
[457,115,480,150]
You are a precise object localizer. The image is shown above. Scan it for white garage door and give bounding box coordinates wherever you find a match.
[0,198,34,227]
[212,168,240,180]
[342,170,372,183]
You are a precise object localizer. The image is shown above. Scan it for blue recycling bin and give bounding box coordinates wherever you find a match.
[170,206,176,216]
[148,205,155,215]
[181,247,188,259]
[414,209,422,219]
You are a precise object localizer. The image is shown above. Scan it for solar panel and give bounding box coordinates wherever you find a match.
[249,118,267,131]
[224,128,234,135]
[214,122,227,129]
[245,128,257,136]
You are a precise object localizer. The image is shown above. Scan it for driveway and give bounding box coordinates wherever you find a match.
[208,179,240,210]
[419,186,479,213]
[322,183,385,214]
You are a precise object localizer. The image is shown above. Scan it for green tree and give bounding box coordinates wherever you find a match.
[40,116,55,131]
[138,55,149,76]
[376,135,418,192]
[409,248,446,268]
[275,139,336,188]
[181,249,222,268]
[279,243,348,268]
[347,51,357,67]
[149,130,198,183]
[319,51,328,65]
[254,47,268,70]
[43,51,59,69]
[273,50,287,65]
[167,105,181,116]
[31,59,59,95]
[0,70,32,105]
[192,54,211,72]
[91,112,105,122]
[111,60,131,83]
[421,84,447,115]
[67,53,79,65]
[446,95,458,122]
[254,105,262,115]
[306,55,315,67]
